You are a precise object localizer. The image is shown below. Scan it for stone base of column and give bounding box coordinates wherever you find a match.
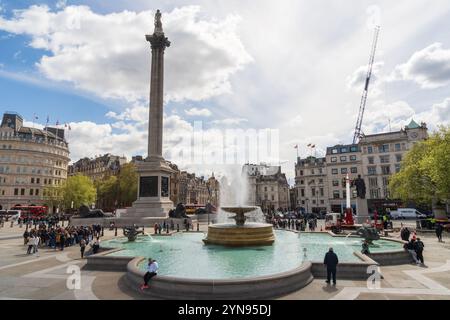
[122,157,174,220]
[355,198,370,224]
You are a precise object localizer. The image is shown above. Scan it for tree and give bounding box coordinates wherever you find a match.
[117,163,138,207]
[96,176,119,210]
[389,126,450,208]
[60,175,97,210]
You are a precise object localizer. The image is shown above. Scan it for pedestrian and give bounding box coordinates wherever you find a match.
[361,240,370,255]
[141,258,159,290]
[414,238,425,265]
[405,239,419,264]
[324,247,339,285]
[26,235,33,254]
[435,224,444,243]
[80,238,86,259]
[177,224,180,232]
[33,234,40,256]
[92,237,100,254]
[23,229,29,245]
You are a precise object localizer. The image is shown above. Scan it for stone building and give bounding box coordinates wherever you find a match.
[68,154,127,181]
[294,157,329,213]
[177,171,220,208]
[325,144,362,213]
[0,112,70,213]
[359,120,428,212]
[244,164,290,212]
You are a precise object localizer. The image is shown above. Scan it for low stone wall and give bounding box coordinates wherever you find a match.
[126,257,314,300]
[84,248,134,272]
[311,252,378,280]
[70,217,197,228]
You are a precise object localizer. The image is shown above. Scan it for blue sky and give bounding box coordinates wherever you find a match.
[1,0,450,182]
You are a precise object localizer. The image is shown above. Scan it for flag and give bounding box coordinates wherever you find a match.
[294,145,298,149]
[56,120,60,126]
[68,125,72,131]
[307,143,312,147]
[311,144,316,148]
[46,115,49,125]
[34,113,38,120]
[64,123,68,128]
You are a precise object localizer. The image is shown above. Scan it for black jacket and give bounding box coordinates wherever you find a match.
[324,251,339,269]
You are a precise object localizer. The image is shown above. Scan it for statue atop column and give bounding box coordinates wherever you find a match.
[154,9,163,34]
[352,175,366,199]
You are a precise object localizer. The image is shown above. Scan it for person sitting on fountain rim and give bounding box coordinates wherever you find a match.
[141,258,159,290]
[361,240,370,255]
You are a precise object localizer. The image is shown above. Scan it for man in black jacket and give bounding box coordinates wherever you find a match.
[324,247,339,285]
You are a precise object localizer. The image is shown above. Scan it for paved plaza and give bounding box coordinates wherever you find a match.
[0,221,449,300]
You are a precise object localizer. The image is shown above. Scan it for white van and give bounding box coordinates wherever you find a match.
[390,208,426,220]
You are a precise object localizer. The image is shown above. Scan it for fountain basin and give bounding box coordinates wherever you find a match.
[203,223,275,246]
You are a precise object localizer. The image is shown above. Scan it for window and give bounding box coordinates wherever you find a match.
[311,188,316,196]
[368,146,373,154]
[21,189,25,196]
[379,144,389,153]
[341,168,348,174]
[368,166,377,175]
[350,155,357,161]
[300,170,303,176]
[340,156,347,162]
[351,167,358,174]
[37,178,40,184]
[312,200,316,205]
[333,191,340,199]
[320,188,324,197]
[14,188,18,196]
[369,177,378,188]
[271,195,275,201]
[319,179,323,184]
[368,156,374,164]
[332,149,338,154]
[382,177,389,187]
[300,180,304,185]
[350,146,358,152]
[332,180,339,187]
[380,155,390,163]
[396,154,402,162]
[395,143,401,152]
[332,169,338,175]
[301,189,305,197]
[320,200,325,205]
[31,178,35,184]
[30,189,34,196]
[395,164,401,173]
[381,165,391,175]
[331,157,337,163]
[35,189,39,196]
[311,169,315,175]
[340,147,348,153]
[370,189,380,199]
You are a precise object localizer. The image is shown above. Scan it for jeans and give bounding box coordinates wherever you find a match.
[408,249,418,263]
[144,272,157,285]
[327,268,336,284]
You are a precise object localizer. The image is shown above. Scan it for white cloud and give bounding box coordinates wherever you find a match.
[0,5,252,102]
[56,0,67,10]
[390,43,450,88]
[346,61,384,97]
[184,107,212,117]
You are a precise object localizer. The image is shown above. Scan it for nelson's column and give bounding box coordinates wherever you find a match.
[123,10,174,225]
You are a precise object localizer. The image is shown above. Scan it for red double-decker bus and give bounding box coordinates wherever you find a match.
[11,205,48,219]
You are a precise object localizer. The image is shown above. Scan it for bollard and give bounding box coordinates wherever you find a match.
[101,227,104,237]
[166,226,169,234]
[11,220,14,228]
[115,227,118,237]
[197,223,199,232]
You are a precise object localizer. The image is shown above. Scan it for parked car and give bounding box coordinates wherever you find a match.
[390,208,427,220]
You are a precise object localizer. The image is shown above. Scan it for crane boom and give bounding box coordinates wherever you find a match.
[353,26,380,144]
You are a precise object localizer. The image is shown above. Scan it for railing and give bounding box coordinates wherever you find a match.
[0,135,68,148]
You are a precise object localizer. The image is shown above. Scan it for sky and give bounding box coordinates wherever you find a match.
[0,0,449,184]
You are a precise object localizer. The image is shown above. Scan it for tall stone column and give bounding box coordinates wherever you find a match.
[122,10,174,226]
[146,16,170,160]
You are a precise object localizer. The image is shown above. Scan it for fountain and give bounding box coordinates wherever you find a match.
[203,206,275,246]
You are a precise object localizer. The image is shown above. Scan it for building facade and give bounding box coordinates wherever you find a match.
[325,144,362,213]
[68,154,127,181]
[294,157,329,213]
[244,164,290,212]
[0,112,70,213]
[359,120,428,212]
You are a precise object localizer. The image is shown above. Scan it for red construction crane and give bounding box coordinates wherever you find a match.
[353,26,381,144]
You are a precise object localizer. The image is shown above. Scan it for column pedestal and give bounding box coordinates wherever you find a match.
[355,198,370,224]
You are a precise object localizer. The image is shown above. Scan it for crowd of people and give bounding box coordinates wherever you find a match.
[401,227,426,266]
[22,222,103,258]
[270,216,318,232]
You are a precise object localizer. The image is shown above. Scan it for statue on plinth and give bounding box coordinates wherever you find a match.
[154,9,163,33]
[352,175,366,199]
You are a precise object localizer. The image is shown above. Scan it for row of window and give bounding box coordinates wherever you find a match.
[330,146,358,154]
[13,188,40,196]
[330,155,357,163]
[365,143,405,154]
[0,155,67,167]
[367,164,401,175]
[331,167,358,175]
[0,166,65,176]
[297,178,324,186]
[1,143,68,157]
[367,154,402,164]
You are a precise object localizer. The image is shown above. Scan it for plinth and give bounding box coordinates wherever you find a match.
[355,198,370,224]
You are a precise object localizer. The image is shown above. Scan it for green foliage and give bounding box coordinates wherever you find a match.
[96,176,118,209]
[389,126,450,205]
[117,163,138,207]
[61,175,97,209]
